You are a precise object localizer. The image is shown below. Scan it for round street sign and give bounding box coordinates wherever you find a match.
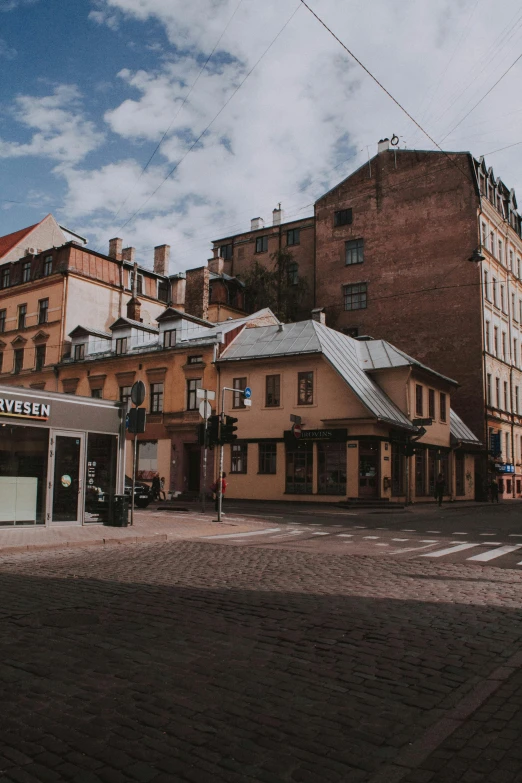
[199,400,212,419]
[244,387,252,399]
[131,380,146,406]
[293,423,302,438]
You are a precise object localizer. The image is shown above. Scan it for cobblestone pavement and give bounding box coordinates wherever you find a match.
[2,540,522,782]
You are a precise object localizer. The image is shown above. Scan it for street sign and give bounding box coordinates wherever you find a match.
[293,423,302,438]
[199,400,212,419]
[290,414,302,424]
[196,388,216,401]
[244,387,252,399]
[131,380,145,406]
[244,399,252,407]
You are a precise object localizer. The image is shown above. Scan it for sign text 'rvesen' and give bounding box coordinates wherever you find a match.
[0,398,51,420]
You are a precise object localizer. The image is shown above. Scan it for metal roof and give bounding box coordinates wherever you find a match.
[220,320,415,430]
[68,325,112,340]
[357,339,458,386]
[450,409,482,446]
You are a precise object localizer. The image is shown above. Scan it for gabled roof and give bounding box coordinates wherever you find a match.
[156,307,214,326]
[69,325,112,340]
[219,320,415,431]
[356,339,458,386]
[0,222,39,261]
[450,409,481,446]
[109,317,159,334]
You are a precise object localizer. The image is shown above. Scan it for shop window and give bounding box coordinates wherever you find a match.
[286,442,313,494]
[259,443,277,474]
[286,229,300,246]
[187,378,202,410]
[115,337,128,355]
[440,392,447,422]
[137,441,158,479]
[13,348,24,374]
[18,304,27,330]
[455,453,465,496]
[0,424,49,525]
[428,449,437,496]
[74,343,85,361]
[35,344,46,371]
[38,298,49,325]
[318,442,346,495]
[0,309,5,333]
[297,371,313,405]
[164,329,176,348]
[415,450,427,496]
[265,374,280,407]
[231,443,248,474]
[345,239,364,265]
[343,283,367,311]
[84,434,117,523]
[43,256,53,276]
[150,383,164,413]
[415,385,423,416]
[233,377,246,408]
[391,445,405,496]
[255,236,268,254]
[334,208,352,227]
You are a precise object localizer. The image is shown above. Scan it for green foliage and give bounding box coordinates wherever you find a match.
[240,248,308,322]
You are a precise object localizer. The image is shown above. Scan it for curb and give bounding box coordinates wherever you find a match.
[0,532,169,556]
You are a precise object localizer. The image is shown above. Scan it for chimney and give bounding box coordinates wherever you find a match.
[127,261,141,321]
[251,217,264,231]
[208,256,225,275]
[185,267,210,320]
[377,138,390,154]
[311,307,326,325]
[122,247,135,263]
[108,237,123,260]
[154,244,170,276]
[272,204,284,226]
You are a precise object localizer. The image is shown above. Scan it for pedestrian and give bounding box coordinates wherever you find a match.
[159,476,166,501]
[211,472,227,513]
[490,477,499,503]
[434,472,445,507]
[151,473,161,501]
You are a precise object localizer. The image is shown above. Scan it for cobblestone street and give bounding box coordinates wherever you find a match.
[2,537,522,782]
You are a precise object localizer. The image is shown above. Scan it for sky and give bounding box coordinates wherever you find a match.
[1,0,522,274]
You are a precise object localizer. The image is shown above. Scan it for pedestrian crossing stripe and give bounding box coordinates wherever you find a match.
[467,544,522,562]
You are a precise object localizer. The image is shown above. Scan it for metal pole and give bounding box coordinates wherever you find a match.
[217,386,226,523]
[202,391,208,513]
[131,431,137,526]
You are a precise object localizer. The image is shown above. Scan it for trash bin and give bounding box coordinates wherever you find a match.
[103,494,129,527]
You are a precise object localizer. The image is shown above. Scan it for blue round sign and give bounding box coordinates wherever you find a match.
[244,387,252,399]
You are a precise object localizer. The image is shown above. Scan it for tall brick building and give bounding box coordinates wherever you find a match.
[212,143,522,496]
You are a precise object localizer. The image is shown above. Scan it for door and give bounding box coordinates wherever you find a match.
[359,441,379,497]
[48,431,84,525]
[187,445,201,492]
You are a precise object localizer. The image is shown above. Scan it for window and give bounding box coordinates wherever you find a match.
[129,271,143,294]
[265,374,280,407]
[233,377,247,408]
[13,348,23,374]
[515,339,518,367]
[483,269,490,300]
[43,256,53,276]
[513,293,517,320]
[496,377,500,407]
[516,386,520,414]
[187,355,203,364]
[440,392,447,422]
[494,326,498,355]
[259,443,277,474]
[487,374,492,405]
[219,243,233,260]
[500,284,505,312]
[163,329,176,348]
[286,442,313,494]
[334,208,353,227]
[255,236,268,254]
[485,321,490,352]
[499,240,503,265]
[0,309,5,333]
[298,371,313,405]
[91,388,102,399]
[38,298,48,325]
[428,388,435,419]
[286,229,300,246]
[138,441,158,474]
[504,381,509,411]
[115,337,128,355]
[415,384,423,416]
[187,378,202,410]
[287,262,299,286]
[481,222,488,250]
[231,443,247,474]
[506,431,510,460]
[502,332,506,359]
[343,283,367,311]
[318,442,346,495]
[74,343,85,361]
[35,344,46,371]
[518,258,521,279]
[510,250,514,270]
[120,385,132,411]
[150,382,164,413]
[415,450,427,497]
[21,261,31,283]
[157,280,169,303]
[491,232,496,255]
[18,304,27,330]
[492,277,498,307]
[1,266,10,289]
[345,238,364,266]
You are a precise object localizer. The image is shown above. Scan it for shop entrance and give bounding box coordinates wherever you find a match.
[49,431,85,525]
[359,441,379,497]
[185,445,201,492]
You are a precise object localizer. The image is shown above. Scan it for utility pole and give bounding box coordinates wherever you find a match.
[215,385,250,523]
[196,388,216,513]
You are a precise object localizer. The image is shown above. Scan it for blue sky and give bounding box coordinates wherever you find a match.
[2,0,522,272]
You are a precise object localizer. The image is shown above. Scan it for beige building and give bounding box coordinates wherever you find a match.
[217,314,480,504]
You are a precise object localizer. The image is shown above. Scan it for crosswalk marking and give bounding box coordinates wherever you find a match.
[338,534,353,537]
[468,545,522,562]
[312,531,329,535]
[420,540,438,543]
[204,527,281,539]
[509,534,522,537]
[376,543,389,547]
[426,530,441,533]
[363,536,379,539]
[392,538,409,541]
[452,532,467,535]
[421,542,478,558]
[480,533,497,536]
[401,529,416,532]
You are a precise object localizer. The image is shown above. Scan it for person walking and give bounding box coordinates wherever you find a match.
[151,473,161,502]
[159,476,166,501]
[490,477,499,503]
[434,472,445,507]
[211,472,227,512]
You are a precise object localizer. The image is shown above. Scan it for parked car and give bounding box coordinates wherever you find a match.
[124,476,152,508]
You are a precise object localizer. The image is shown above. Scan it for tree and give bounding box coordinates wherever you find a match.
[240,248,308,322]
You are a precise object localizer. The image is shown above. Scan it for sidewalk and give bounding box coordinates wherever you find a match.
[0,509,269,555]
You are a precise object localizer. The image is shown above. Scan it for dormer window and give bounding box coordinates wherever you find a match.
[115,337,128,355]
[1,267,10,289]
[21,261,31,283]
[43,256,53,276]
[129,271,143,295]
[164,329,176,348]
[74,343,85,361]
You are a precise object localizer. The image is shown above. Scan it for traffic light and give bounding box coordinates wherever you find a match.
[197,422,206,446]
[399,442,416,457]
[127,407,146,433]
[207,415,220,448]
[220,415,238,444]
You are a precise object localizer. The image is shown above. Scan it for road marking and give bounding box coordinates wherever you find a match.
[384,542,440,555]
[420,540,438,543]
[204,527,281,539]
[480,533,497,536]
[509,534,522,537]
[392,538,409,541]
[452,532,468,535]
[426,530,441,533]
[421,543,479,558]
[375,527,388,530]
[271,529,305,539]
[401,529,416,532]
[338,534,353,537]
[354,526,367,529]
[312,531,329,535]
[363,536,380,539]
[468,545,522,562]
[375,543,389,547]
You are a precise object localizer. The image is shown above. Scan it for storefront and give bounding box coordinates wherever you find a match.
[0,385,124,526]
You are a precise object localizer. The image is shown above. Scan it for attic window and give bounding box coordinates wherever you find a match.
[129,271,144,295]
[74,343,85,361]
[334,209,353,227]
[164,329,176,348]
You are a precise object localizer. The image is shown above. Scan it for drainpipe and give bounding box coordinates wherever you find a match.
[58,272,68,389]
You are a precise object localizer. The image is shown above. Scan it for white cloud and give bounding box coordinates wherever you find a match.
[0,0,38,11]
[0,84,104,165]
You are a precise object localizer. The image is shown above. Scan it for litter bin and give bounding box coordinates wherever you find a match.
[104,494,129,527]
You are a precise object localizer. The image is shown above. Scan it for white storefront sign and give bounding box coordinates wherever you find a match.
[0,397,51,420]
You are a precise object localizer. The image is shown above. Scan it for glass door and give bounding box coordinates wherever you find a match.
[48,431,84,525]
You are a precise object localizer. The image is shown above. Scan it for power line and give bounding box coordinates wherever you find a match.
[482,140,522,157]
